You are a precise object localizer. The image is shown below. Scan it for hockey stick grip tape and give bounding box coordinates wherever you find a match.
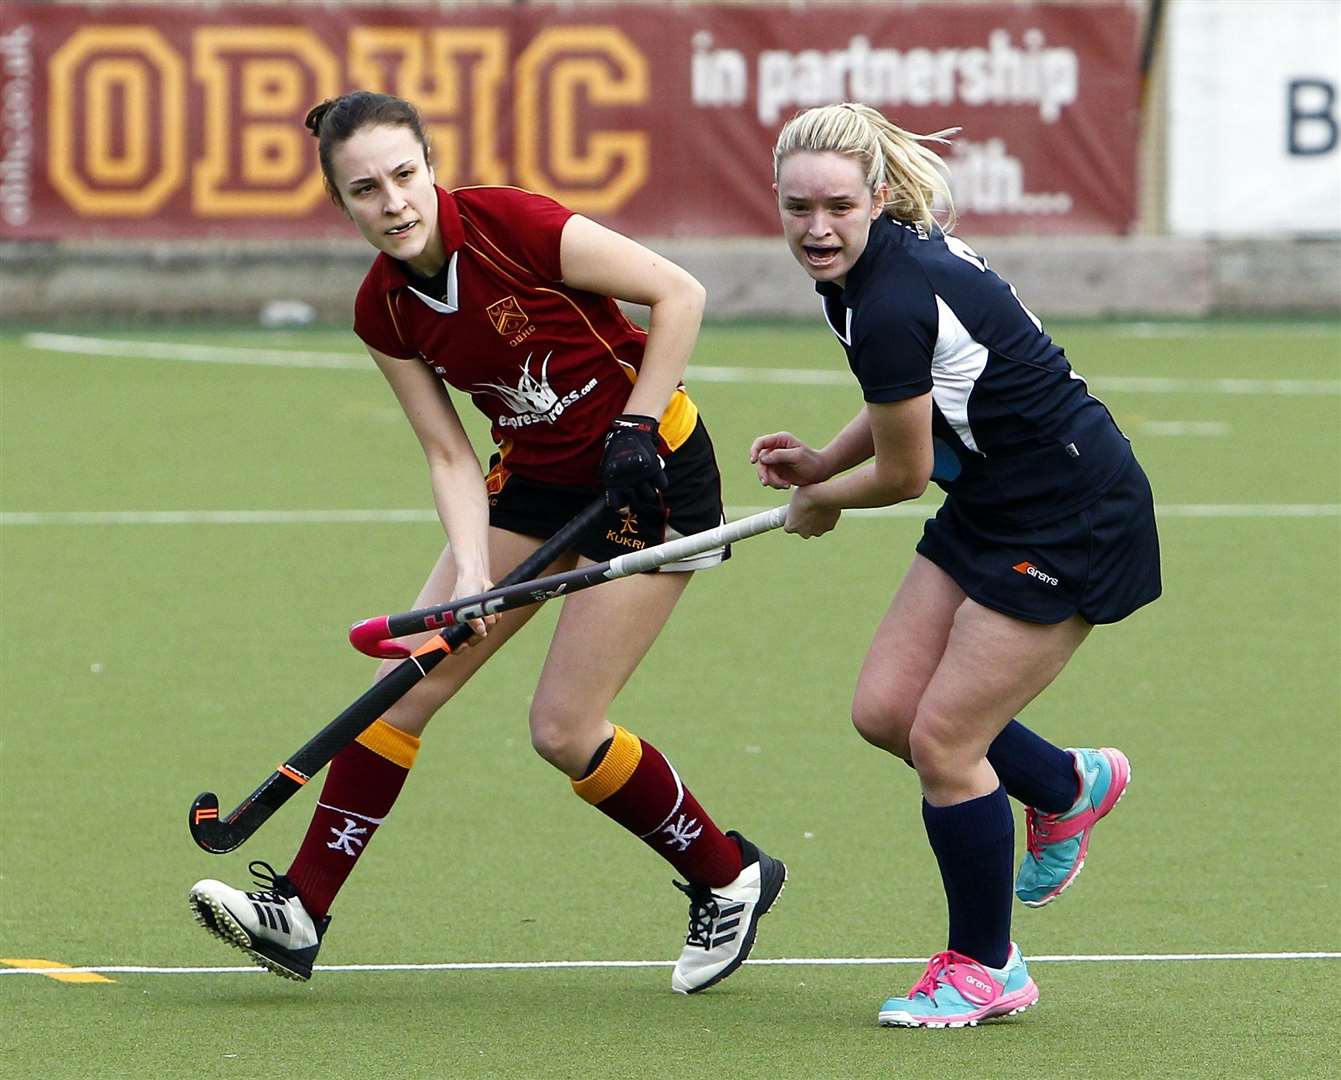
[604,505,787,577]
[350,496,607,658]
[352,505,788,657]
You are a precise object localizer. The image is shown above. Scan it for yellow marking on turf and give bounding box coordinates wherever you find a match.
[0,958,115,984]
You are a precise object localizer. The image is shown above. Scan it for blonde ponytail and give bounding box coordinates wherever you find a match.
[773,103,958,233]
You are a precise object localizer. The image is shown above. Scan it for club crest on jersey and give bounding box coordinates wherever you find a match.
[484,461,510,496]
[474,352,597,428]
[486,296,530,337]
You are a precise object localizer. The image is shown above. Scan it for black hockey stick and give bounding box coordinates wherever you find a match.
[349,506,788,657]
[188,495,608,854]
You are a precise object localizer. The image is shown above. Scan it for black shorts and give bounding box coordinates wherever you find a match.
[485,417,729,570]
[915,455,1162,625]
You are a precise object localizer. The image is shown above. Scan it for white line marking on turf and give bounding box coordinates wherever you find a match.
[691,366,1341,396]
[5,504,1337,527]
[1114,321,1341,338]
[733,503,1341,519]
[1,952,1337,977]
[1086,375,1339,396]
[1138,421,1231,436]
[0,509,444,526]
[22,333,1341,395]
[1153,504,1341,517]
[23,332,369,370]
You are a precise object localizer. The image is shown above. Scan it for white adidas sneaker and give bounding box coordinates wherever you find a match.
[189,860,329,981]
[671,831,787,994]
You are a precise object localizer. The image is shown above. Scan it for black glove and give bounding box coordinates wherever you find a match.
[600,414,668,509]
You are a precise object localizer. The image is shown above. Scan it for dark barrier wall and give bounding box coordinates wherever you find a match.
[0,2,1141,240]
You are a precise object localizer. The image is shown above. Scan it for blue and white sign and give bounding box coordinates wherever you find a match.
[1167,0,1341,236]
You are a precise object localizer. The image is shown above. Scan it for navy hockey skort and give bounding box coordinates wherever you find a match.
[915,455,1162,625]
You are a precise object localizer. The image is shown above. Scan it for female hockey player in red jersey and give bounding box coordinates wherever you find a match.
[189,91,785,995]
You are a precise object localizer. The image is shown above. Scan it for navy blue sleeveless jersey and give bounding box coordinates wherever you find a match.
[816,216,1133,526]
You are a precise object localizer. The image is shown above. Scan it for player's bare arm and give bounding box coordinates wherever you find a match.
[785,395,932,537]
[368,345,494,633]
[751,409,878,489]
[558,213,705,420]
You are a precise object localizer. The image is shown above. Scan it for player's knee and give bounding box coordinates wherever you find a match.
[529,727,580,772]
[528,698,588,773]
[907,714,962,784]
[851,692,914,761]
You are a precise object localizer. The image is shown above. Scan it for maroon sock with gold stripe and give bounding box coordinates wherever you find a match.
[572,725,743,887]
[285,718,420,918]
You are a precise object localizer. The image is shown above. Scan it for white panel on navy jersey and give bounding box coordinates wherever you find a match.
[931,295,989,454]
[811,215,1135,525]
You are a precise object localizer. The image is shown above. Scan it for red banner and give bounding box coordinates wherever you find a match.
[0,3,1141,240]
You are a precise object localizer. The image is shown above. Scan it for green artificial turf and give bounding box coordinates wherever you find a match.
[2,319,1338,1079]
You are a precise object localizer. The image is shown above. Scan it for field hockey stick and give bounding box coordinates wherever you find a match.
[349,504,788,658]
[188,495,608,854]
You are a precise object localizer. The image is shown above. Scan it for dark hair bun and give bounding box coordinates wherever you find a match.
[304,99,335,137]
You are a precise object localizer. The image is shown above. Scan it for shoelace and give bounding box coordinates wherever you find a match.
[673,880,719,950]
[247,860,287,901]
[908,950,987,1000]
[1024,806,1055,859]
[908,951,957,999]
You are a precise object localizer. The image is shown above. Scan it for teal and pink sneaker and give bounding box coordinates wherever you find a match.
[1016,746,1131,907]
[878,945,1039,1028]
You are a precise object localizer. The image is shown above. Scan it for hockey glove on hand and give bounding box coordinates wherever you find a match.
[600,414,668,509]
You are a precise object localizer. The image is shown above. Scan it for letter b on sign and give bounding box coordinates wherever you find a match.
[1288,79,1338,155]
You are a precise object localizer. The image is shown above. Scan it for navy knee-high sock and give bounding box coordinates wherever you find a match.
[986,720,1078,814]
[922,786,1014,970]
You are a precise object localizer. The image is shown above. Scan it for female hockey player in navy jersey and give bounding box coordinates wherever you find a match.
[189,91,785,994]
[752,102,1160,1027]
